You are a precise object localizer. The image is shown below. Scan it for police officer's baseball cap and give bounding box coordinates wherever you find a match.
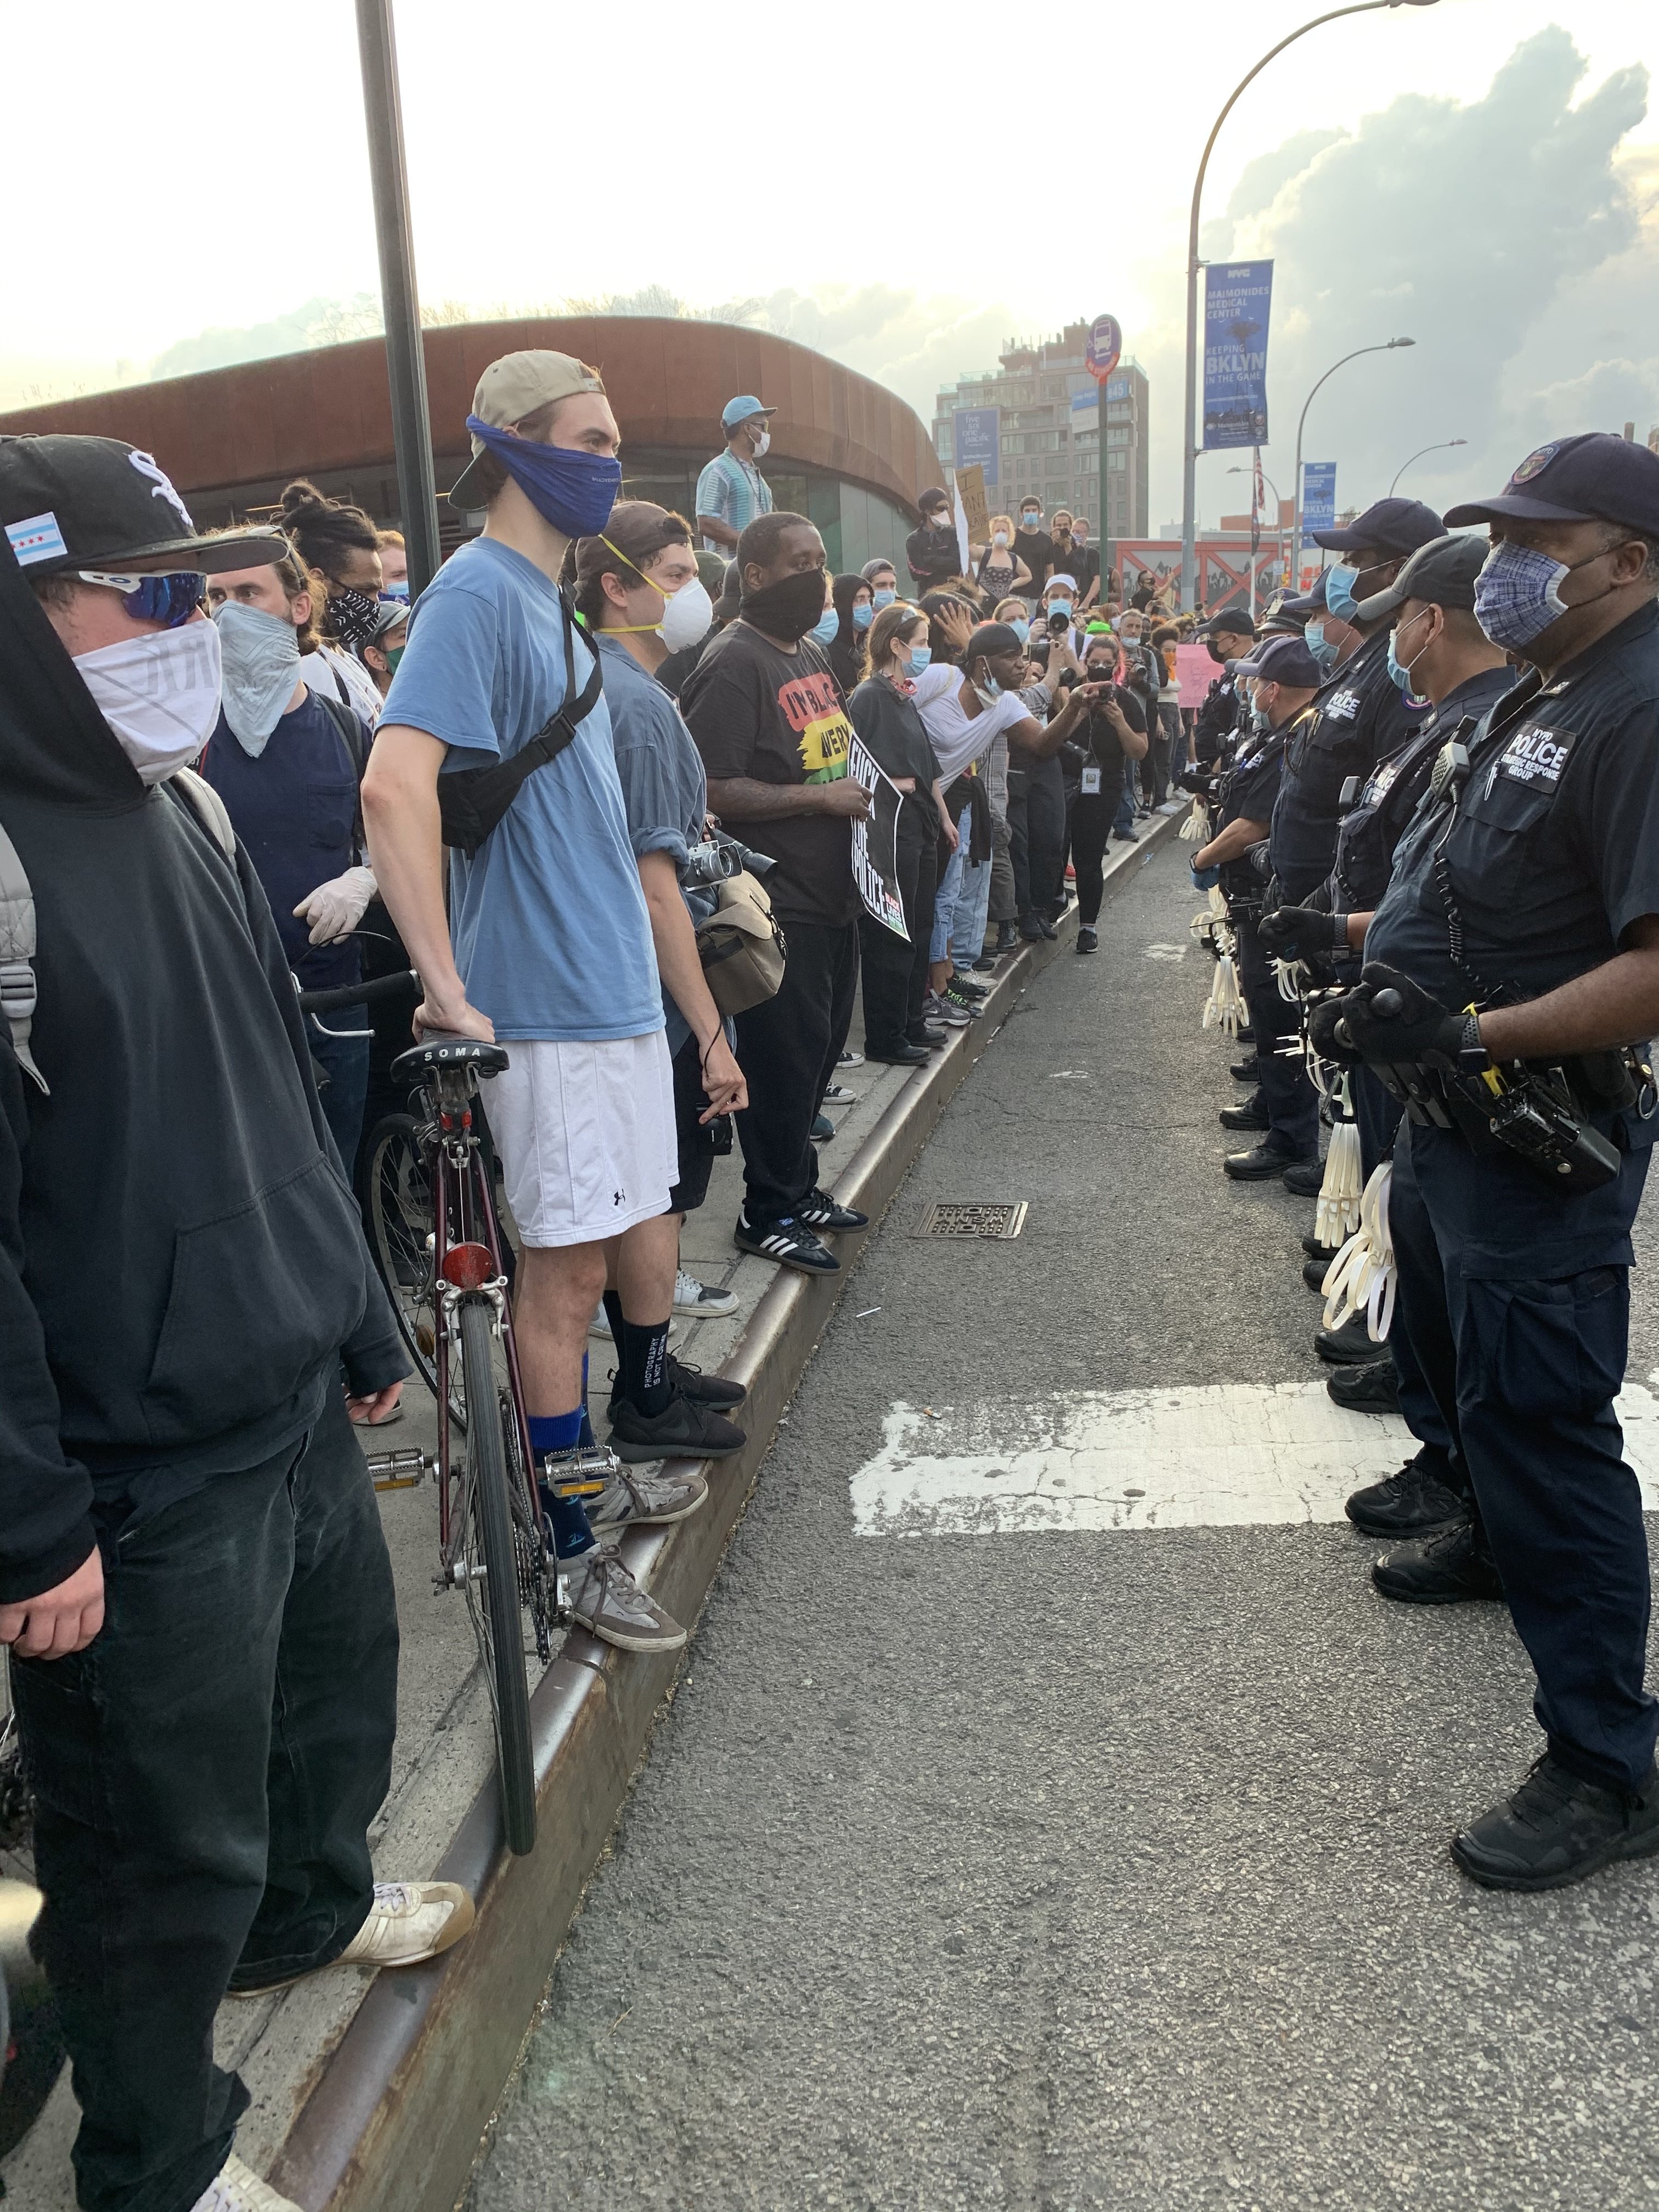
[1443,433,1659,535]
[1200,607,1256,639]
[0,435,289,578]
[447,351,608,511]
[1232,633,1324,687]
[1354,532,1489,623]
[1311,496,1445,555]
[721,394,775,431]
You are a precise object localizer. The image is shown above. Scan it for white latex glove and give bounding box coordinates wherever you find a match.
[294,864,376,945]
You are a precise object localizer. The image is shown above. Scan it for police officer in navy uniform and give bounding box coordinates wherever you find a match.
[1312,433,1659,1891]
[1189,607,1257,769]
[1268,500,1445,1196]
[1190,634,1324,1176]
[1260,534,1514,1442]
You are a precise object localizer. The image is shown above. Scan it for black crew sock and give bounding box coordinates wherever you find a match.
[602,1288,626,1362]
[620,1317,673,1417]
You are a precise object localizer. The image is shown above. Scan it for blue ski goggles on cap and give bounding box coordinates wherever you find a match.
[77,569,209,627]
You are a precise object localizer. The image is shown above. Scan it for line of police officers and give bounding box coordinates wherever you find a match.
[1187,433,1659,1892]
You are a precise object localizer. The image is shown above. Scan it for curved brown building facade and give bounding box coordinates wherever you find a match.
[0,317,943,574]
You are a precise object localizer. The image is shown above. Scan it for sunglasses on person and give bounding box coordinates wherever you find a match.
[76,569,209,627]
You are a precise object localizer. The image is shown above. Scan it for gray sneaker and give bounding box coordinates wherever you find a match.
[588,1463,709,1529]
[565,1543,687,1652]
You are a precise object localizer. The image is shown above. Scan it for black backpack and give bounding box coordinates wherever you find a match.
[436,588,603,856]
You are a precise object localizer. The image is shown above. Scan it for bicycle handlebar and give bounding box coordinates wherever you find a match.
[296,969,419,1015]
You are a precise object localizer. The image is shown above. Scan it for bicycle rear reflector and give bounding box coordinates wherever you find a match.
[440,1242,496,1290]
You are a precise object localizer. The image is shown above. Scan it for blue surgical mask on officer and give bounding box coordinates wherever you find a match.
[1322,565,1361,622]
[1304,619,1339,676]
[1386,607,1434,696]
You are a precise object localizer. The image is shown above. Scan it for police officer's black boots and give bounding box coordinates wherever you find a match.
[1231,1056,1260,1083]
[1220,1098,1269,1131]
[1280,1157,1324,1197]
[1370,1521,1503,1604]
[1345,1450,1465,1537]
[1314,1314,1384,1363]
[1453,1757,1659,1892]
[1224,1141,1311,1182]
[1327,1357,1399,1414]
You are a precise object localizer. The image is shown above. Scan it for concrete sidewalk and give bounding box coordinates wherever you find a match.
[2,809,1183,2212]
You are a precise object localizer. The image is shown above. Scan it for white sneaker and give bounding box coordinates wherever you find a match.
[191,2153,304,2212]
[589,1303,680,1342]
[837,1048,863,1067]
[336,1880,476,1968]
[673,1268,738,1317]
[566,1543,687,1652]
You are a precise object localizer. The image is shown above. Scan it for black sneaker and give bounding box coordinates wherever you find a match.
[1327,1359,1401,1414]
[609,1353,746,1415]
[733,1210,840,1274]
[1076,926,1098,954]
[1223,1142,1306,1182]
[1019,918,1046,943]
[1281,1157,1324,1197]
[1220,1099,1269,1131]
[907,1025,949,1051]
[866,1041,930,1066]
[1316,1314,1384,1365]
[972,953,997,972]
[952,974,991,999]
[996,921,1020,953]
[1371,1520,1502,1605]
[811,1111,835,1141]
[1303,1255,1331,1292]
[940,979,983,1019]
[1453,1756,1659,1892]
[795,1187,869,1233]
[1346,1452,1466,1537]
[1038,916,1059,940]
[607,1389,746,1466]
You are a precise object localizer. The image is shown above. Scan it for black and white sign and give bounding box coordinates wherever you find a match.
[849,735,909,940]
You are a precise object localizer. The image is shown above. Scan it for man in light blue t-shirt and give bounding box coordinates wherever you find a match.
[693,394,774,555]
[363,349,703,1656]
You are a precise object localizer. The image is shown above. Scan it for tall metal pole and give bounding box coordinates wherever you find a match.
[1291,338,1414,588]
[1098,380,1111,608]
[1180,1,1440,612]
[356,0,441,598]
[1228,462,1282,614]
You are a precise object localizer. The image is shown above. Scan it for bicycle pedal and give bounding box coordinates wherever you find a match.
[367,1448,436,1492]
[538,1444,620,1499]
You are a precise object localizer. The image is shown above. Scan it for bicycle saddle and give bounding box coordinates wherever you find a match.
[391,1035,511,1083]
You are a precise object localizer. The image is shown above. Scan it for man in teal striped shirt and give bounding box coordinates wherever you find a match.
[695,396,775,552]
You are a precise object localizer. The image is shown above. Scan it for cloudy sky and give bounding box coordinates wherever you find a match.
[7,0,1658,529]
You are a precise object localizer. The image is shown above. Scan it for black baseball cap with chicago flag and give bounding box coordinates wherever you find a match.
[0,435,287,578]
[1444,432,1659,535]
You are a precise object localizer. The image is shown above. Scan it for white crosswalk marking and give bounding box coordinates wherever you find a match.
[850,1380,1659,1538]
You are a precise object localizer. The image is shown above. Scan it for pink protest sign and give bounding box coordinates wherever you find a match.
[1176,642,1218,709]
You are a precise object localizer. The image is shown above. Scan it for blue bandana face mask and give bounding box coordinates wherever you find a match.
[1303,618,1339,675]
[465,415,622,539]
[810,606,840,647]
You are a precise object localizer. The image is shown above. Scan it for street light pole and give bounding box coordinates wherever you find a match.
[356,0,441,598]
[1390,437,1466,494]
[1290,337,1415,585]
[1180,0,1441,613]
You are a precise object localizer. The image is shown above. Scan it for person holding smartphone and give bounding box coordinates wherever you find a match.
[1058,633,1149,951]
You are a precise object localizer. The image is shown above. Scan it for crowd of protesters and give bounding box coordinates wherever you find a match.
[0,358,1223,2212]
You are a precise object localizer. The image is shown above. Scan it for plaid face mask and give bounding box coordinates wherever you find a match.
[1472,539,1617,651]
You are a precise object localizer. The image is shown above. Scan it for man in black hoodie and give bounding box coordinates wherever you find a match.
[0,436,470,2212]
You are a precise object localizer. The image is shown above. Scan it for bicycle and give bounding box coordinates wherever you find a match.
[297,982,613,1857]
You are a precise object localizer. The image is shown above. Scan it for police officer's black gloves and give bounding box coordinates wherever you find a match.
[1259,905,1346,962]
[1246,841,1273,879]
[1308,962,1486,1074]
[1175,766,1215,797]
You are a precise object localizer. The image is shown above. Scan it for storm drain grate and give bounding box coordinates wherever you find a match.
[917,1201,1029,1240]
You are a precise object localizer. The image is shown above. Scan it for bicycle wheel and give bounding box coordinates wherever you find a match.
[363,1113,442,1402]
[458,1296,537,1855]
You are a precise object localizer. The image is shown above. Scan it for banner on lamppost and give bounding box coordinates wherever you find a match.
[1301,461,1337,548]
[952,405,1001,490]
[1201,261,1272,449]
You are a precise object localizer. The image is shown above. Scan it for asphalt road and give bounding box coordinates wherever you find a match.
[470,838,1659,2212]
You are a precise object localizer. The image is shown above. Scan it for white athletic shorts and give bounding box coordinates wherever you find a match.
[484,1032,675,1248]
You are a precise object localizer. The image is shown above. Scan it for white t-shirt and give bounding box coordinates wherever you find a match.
[304,640,385,726]
[911,663,1035,782]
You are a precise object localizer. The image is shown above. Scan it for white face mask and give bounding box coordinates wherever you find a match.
[751,428,771,459]
[74,620,223,785]
[659,575,714,653]
[213,601,301,755]
[992,531,1009,548]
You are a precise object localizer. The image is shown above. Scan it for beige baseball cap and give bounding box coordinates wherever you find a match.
[447,350,607,511]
